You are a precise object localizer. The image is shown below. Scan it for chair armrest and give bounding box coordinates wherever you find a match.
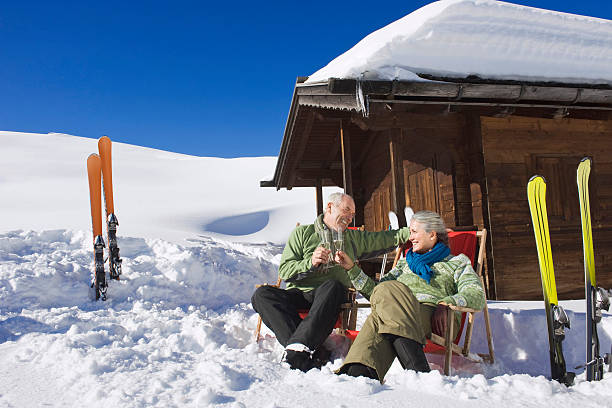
[340,302,372,309]
[438,302,479,314]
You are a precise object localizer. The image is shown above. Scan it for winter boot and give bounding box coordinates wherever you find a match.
[387,334,430,373]
[311,345,332,368]
[344,363,378,380]
[284,350,316,372]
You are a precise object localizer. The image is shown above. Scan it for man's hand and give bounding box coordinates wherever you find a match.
[432,304,449,336]
[334,250,355,271]
[311,246,331,267]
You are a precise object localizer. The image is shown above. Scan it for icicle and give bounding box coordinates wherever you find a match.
[356,75,369,118]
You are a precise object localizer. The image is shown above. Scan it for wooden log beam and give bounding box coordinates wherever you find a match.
[351,111,466,132]
[287,110,315,189]
[295,168,343,180]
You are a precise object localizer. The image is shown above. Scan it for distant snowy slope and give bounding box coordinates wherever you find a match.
[307,0,612,84]
[0,131,329,245]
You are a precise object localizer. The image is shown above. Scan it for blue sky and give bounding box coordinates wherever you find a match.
[1,1,610,157]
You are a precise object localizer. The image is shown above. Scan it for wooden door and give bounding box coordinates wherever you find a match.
[403,153,456,227]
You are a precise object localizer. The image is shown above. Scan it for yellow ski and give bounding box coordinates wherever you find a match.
[527,176,558,305]
[527,175,574,386]
[577,157,610,381]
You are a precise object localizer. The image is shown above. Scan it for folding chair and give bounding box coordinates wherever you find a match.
[253,225,363,343]
[339,229,494,375]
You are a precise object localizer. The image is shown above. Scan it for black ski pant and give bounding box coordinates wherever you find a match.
[251,279,347,351]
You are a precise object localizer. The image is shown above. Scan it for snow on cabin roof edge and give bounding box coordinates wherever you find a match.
[305,0,612,87]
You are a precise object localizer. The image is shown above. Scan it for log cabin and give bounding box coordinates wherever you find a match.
[261,76,612,300]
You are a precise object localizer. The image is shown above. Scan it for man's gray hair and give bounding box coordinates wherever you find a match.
[327,192,352,207]
[411,210,448,245]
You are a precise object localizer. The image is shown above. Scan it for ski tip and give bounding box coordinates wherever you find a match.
[528,174,546,183]
[579,156,592,164]
[99,135,111,143]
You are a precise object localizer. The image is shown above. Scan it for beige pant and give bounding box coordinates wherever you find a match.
[338,281,456,381]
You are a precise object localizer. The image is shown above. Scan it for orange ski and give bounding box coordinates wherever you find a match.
[98,136,122,280]
[98,136,114,215]
[87,153,107,300]
[87,154,103,239]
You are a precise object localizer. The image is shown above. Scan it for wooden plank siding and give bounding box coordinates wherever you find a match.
[481,116,612,300]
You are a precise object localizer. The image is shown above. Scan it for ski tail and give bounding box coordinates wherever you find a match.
[404,206,414,226]
[87,154,103,239]
[388,211,399,230]
[527,175,574,386]
[98,136,115,216]
[577,158,596,287]
[527,176,557,306]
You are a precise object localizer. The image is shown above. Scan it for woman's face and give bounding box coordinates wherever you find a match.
[409,220,437,254]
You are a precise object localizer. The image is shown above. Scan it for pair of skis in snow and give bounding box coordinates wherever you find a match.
[527,157,610,386]
[86,136,122,301]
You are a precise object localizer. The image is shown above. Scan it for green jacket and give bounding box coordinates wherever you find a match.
[346,253,485,310]
[279,214,411,292]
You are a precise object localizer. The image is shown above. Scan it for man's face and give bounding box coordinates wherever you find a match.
[326,196,355,231]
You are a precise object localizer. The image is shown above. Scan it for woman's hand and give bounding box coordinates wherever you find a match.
[311,246,331,267]
[432,304,449,336]
[334,250,355,271]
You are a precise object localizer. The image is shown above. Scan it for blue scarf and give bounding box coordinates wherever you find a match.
[405,242,450,284]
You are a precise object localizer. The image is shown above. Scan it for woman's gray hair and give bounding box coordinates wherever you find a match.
[328,192,351,207]
[411,210,448,245]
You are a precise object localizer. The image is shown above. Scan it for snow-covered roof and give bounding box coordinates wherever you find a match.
[306,0,612,85]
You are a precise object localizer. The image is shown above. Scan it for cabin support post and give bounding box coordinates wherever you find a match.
[389,128,407,226]
[340,120,353,197]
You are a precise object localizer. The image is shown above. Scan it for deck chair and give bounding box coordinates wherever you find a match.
[340,229,494,376]
[253,225,363,343]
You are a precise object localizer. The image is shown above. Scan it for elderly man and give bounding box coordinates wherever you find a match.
[251,192,410,371]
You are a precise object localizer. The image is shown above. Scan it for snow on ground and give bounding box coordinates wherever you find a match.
[1,130,612,408]
[307,0,612,84]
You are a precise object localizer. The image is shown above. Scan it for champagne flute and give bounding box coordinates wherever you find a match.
[333,229,343,258]
[319,230,334,267]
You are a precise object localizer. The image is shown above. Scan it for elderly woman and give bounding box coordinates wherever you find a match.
[334,210,485,381]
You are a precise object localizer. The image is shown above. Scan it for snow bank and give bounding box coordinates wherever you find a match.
[0,230,281,313]
[0,230,611,407]
[307,0,612,84]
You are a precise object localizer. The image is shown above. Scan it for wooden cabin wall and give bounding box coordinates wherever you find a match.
[352,112,492,296]
[481,116,612,300]
[359,114,480,231]
[360,131,392,231]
